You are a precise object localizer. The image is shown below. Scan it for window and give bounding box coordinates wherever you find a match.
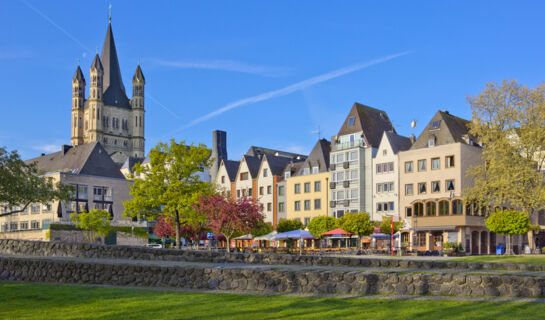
[376,164,382,174]
[278,186,285,196]
[294,184,301,194]
[350,189,358,200]
[314,199,321,209]
[31,204,40,214]
[439,200,449,215]
[426,202,436,216]
[418,182,426,194]
[389,202,394,211]
[249,188,253,196]
[414,202,424,216]
[336,154,344,163]
[263,169,268,177]
[430,120,441,130]
[237,190,241,198]
[42,219,51,229]
[377,203,383,212]
[240,172,248,180]
[267,203,272,212]
[336,190,345,200]
[1,223,7,232]
[418,159,426,171]
[304,200,311,210]
[383,149,387,156]
[415,232,426,247]
[377,183,383,193]
[221,176,225,184]
[446,155,455,168]
[452,199,462,215]
[347,116,355,126]
[314,181,321,192]
[406,207,412,217]
[285,172,291,179]
[431,181,440,193]
[432,157,440,170]
[405,184,413,195]
[20,221,29,230]
[259,187,264,195]
[278,202,285,213]
[312,166,319,174]
[304,182,311,193]
[389,162,394,172]
[10,222,18,231]
[304,217,311,226]
[405,161,413,173]
[294,201,301,211]
[446,179,455,191]
[267,186,272,194]
[349,151,358,161]
[303,168,310,175]
[388,182,394,192]
[428,137,436,147]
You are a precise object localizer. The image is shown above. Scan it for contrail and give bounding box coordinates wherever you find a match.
[148,94,182,120]
[20,0,91,53]
[178,51,412,131]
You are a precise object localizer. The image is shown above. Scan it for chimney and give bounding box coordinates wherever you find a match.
[41,153,45,156]
[210,130,227,182]
[409,134,416,145]
[62,145,72,155]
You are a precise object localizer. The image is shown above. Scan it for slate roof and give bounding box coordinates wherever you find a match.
[72,65,85,83]
[410,111,478,150]
[263,155,294,177]
[242,155,262,179]
[26,142,125,179]
[245,146,305,160]
[293,139,330,176]
[90,54,103,71]
[337,102,395,148]
[100,23,130,108]
[222,160,240,182]
[132,64,145,83]
[383,131,412,154]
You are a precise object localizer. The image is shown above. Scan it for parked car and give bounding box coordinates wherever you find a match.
[146,243,163,249]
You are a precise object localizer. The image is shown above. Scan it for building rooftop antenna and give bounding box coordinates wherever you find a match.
[311,125,321,139]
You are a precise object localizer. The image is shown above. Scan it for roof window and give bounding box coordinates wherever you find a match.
[430,120,441,130]
[347,116,355,126]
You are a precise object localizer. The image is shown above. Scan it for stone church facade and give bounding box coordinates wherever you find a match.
[70,21,145,166]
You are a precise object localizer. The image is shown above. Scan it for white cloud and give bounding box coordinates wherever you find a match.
[150,58,291,77]
[176,51,412,132]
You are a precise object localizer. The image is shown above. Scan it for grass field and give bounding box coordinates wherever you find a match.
[452,255,545,265]
[1,282,544,320]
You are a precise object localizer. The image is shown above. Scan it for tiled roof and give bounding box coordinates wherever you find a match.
[410,111,478,150]
[337,102,395,148]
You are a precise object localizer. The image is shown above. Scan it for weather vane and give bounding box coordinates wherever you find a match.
[108,4,112,22]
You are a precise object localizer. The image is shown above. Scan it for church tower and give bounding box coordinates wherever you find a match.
[131,64,145,158]
[71,65,85,146]
[70,16,146,166]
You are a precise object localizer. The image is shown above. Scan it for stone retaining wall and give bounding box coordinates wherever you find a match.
[0,256,543,297]
[1,239,544,272]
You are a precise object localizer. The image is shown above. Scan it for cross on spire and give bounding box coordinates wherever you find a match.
[108,4,112,23]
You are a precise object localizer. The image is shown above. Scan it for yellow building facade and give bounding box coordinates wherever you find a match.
[286,172,330,226]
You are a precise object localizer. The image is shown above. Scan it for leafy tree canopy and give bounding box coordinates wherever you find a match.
[341,212,375,248]
[123,139,213,248]
[0,147,71,217]
[485,210,531,236]
[378,216,405,235]
[70,209,111,243]
[277,219,304,233]
[251,221,274,237]
[307,216,338,238]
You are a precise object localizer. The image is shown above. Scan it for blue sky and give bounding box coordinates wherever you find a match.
[1,1,545,159]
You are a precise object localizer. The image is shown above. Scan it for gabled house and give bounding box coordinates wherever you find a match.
[214,159,240,199]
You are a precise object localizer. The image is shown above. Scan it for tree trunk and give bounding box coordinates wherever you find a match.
[358,235,362,249]
[175,211,181,249]
[226,237,231,253]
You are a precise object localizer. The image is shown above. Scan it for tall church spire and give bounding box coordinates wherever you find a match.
[100,22,130,108]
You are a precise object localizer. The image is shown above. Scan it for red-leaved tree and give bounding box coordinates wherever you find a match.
[194,195,264,252]
[154,216,176,239]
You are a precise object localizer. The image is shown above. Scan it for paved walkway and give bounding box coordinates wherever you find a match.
[3,254,545,277]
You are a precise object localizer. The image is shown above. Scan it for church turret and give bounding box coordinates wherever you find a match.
[130,64,145,158]
[71,65,85,146]
[87,54,104,142]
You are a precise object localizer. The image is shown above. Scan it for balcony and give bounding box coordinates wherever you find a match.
[334,140,365,151]
[330,182,336,189]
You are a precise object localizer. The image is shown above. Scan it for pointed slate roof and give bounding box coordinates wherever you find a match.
[72,65,85,83]
[222,159,240,182]
[132,64,145,84]
[100,23,130,108]
[25,142,125,179]
[410,111,478,150]
[262,155,294,177]
[337,102,395,148]
[383,131,412,154]
[293,139,330,176]
[245,146,305,160]
[90,54,103,71]
[242,155,262,179]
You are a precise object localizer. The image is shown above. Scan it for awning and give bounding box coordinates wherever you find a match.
[273,229,316,240]
[234,234,253,240]
[371,233,400,239]
[322,228,352,236]
[414,226,457,232]
[254,231,278,241]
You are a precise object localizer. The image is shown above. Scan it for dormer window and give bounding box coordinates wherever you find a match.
[430,120,441,130]
[285,172,291,179]
[428,136,436,147]
[312,166,319,174]
[303,168,310,175]
[347,116,355,126]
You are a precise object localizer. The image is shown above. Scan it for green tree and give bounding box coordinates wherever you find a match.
[465,80,545,249]
[251,221,274,237]
[70,209,111,243]
[0,147,71,217]
[276,219,304,233]
[341,212,375,249]
[485,210,531,255]
[378,216,405,235]
[123,139,212,248]
[307,216,338,238]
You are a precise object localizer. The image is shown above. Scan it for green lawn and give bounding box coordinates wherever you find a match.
[1,282,544,320]
[453,255,545,265]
